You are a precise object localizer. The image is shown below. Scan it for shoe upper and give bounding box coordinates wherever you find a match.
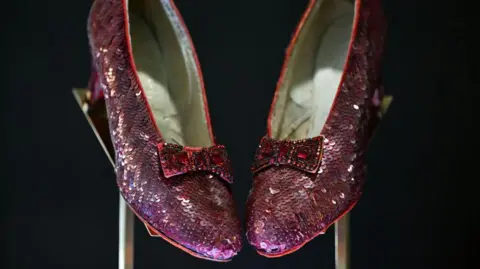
[87,0,241,261]
[246,0,387,256]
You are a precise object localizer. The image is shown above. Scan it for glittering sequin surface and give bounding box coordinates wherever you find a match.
[87,0,241,261]
[246,0,386,256]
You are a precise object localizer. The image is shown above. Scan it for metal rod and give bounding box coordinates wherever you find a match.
[335,213,350,269]
[119,196,135,269]
[72,89,135,269]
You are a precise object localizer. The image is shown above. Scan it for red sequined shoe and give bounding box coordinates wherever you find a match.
[246,0,387,257]
[87,0,241,261]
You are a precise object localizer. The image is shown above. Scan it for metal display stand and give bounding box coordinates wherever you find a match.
[73,89,135,269]
[73,88,392,269]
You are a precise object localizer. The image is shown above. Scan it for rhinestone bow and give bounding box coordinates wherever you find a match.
[251,135,325,174]
[158,142,233,183]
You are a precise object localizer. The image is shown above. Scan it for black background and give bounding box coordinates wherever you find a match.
[4,0,476,268]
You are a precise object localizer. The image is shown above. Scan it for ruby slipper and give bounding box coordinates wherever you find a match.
[87,0,241,261]
[246,0,387,257]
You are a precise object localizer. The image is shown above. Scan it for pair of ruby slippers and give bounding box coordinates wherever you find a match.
[87,0,387,262]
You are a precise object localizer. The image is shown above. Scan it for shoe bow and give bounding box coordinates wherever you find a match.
[251,135,325,174]
[158,142,233,183]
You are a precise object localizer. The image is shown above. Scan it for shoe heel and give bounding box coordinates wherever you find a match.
[74,66,113,157]
[87,66,104,105]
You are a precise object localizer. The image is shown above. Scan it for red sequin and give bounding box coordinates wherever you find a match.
[279,144,289,157]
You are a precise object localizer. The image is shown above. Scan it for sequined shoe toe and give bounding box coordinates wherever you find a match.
[246,0,387,257]
[87,0,241,261]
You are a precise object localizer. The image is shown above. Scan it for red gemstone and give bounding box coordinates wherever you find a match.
[194,152,206,166]
[211,151,224,165]
[279,144,289,157]
[174,151,189,165]
[297,151,308,159]
[260,142,273,159]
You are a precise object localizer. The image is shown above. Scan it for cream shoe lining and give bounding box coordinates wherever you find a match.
[127,0,212,147]
[270,0,354,140]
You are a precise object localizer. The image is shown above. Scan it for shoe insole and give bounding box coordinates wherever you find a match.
[130,14,185,145]
[282,0,354,140]
[125,0,214,148]
[309,7,353,137]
